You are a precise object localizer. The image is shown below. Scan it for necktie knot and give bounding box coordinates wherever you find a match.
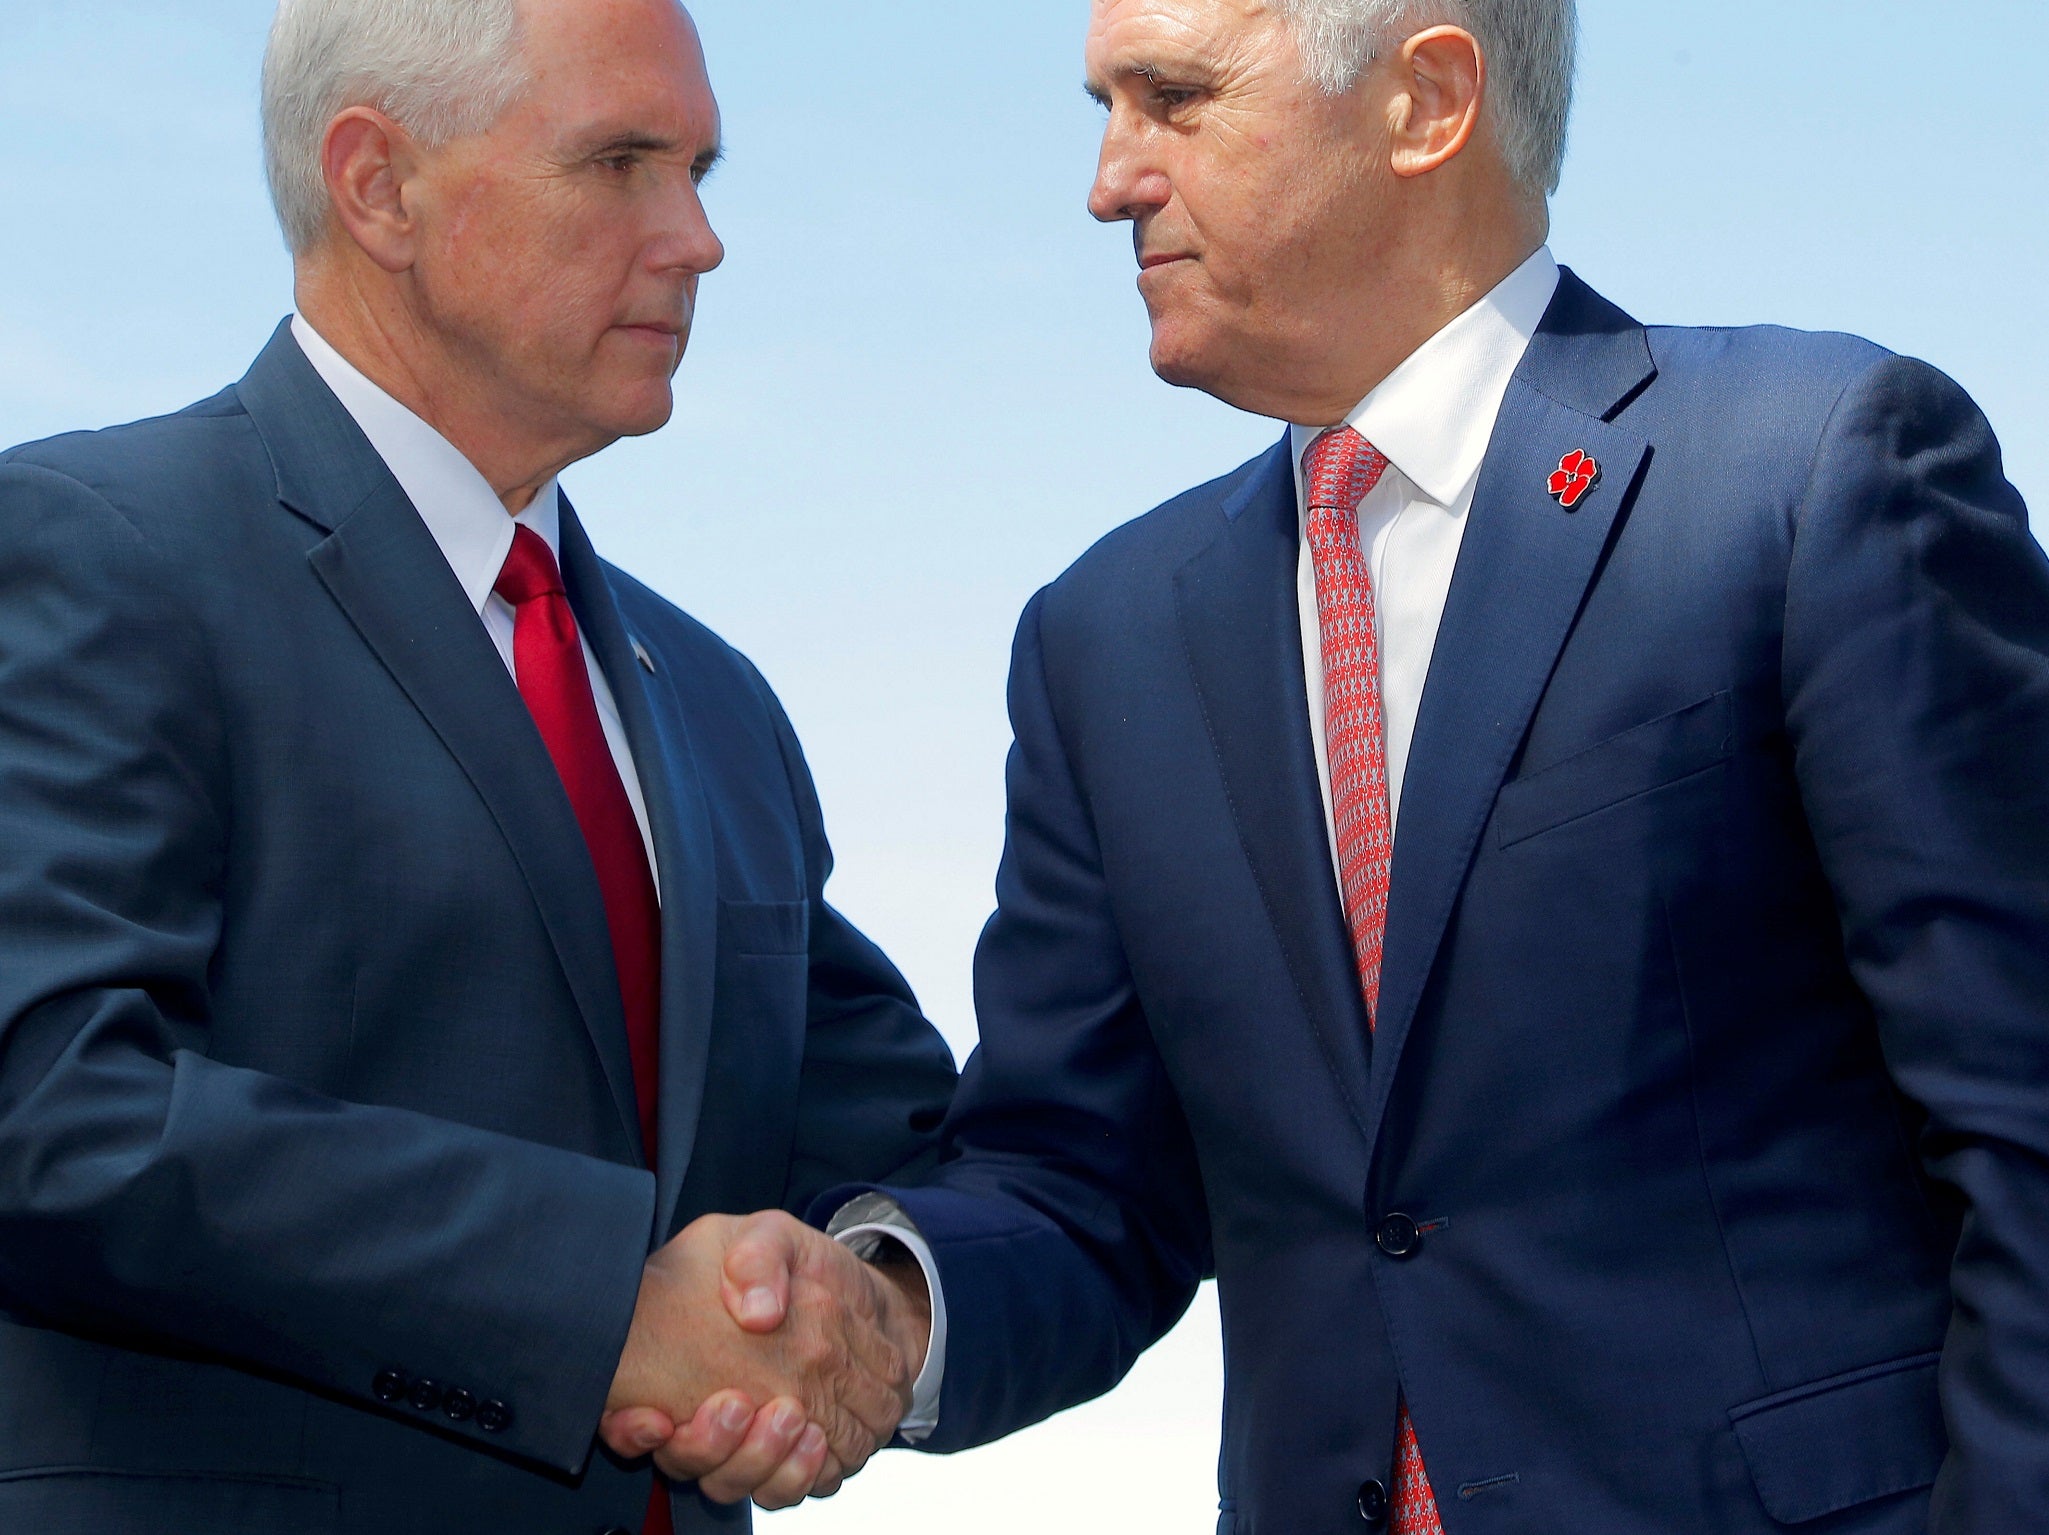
[1303,425,1391,519]
[494,525,567,607]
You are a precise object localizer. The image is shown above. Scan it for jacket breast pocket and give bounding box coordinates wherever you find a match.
[1729,1352,1946,1525]
[0,1470,338,1532]
[719,898,809,958]
[1494,691,1734,849]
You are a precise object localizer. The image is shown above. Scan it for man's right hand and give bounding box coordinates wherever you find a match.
[599,1212,918,1504]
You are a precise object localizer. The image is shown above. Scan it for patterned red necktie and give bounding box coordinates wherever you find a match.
[493,529,672,1535]
[1303,427,1444,1535]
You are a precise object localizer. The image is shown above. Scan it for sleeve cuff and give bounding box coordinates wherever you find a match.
[828,1196,946,1441]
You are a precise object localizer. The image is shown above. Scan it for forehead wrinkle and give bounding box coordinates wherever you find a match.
[1089,3,1275,85]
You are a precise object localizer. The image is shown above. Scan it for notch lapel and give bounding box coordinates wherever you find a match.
[1176,439,1377,1140]
[557,505,722,1240]
[236,325,647,1161]
[1363,273,1658,1156]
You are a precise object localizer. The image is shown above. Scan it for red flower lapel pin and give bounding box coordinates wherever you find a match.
[1549,449,1600,509]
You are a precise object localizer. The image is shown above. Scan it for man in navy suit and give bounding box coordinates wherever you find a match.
[715,0,2049,1528]
[0,0,956,1530]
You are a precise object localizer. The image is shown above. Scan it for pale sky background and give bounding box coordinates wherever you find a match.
[1,1,2043,1531]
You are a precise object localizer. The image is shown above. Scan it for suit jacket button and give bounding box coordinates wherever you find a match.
[372,1369,409,1404]
[1357,1478,1390,1526]
[407,1379,444,1413]
[1375,1214,1422,1259]
[441,1388,477,1422]
[476,1399,514,1434]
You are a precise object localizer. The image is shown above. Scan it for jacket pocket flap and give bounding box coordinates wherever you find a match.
[1496,691,1733,848]
[1729,1352,1945,1525]
[718,898,808,956]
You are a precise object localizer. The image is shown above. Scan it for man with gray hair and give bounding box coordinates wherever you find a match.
[705,0,2049,1527]
[0,0,960,1530]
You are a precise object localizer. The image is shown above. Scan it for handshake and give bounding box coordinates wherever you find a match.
[598,1212,932,1510]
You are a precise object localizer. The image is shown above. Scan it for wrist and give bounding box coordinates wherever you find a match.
[868,1241,933,1370]
[607,1255,671,1414]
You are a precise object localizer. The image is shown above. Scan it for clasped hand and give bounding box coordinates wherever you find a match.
[600,1210,931,1509]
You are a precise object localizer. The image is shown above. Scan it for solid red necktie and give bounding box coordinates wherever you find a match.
[1304,427,1444,1535]
[492,528,672,1535]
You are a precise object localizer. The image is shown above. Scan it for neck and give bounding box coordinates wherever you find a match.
[1290,204,1548,428]
[295,252,562,515]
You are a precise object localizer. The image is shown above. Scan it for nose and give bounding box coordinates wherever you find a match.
[651,172,726,278]
[1088,109,1170,224]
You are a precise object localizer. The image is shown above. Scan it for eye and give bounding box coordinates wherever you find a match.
[595,152,639,175]
[1136,70,1203,114]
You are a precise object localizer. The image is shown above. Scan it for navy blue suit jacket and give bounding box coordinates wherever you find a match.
[0,325,957,1534]
[858,273,2049,1533]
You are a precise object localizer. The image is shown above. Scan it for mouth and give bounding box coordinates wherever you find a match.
[1138,252,1194,273]
[616,318,686,343]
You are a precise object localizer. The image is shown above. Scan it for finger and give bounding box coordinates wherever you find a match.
[843,1306,914,1415]
[827,1317,913,1449]
[599,1406,680,1460]
[721,1211,802,1333]
[817,1252,919,1411]
[812,1400,882,1477]
[810,1452,848,1500]
[643,1391,759,1483]
[752,1423,833,1513]
[685,1398,810,1505]
[787,1269,912,1440]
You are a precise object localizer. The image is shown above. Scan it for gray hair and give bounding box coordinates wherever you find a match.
[261,0,531,254]
[1273,0,1577,195]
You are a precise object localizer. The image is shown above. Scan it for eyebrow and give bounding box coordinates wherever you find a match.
[1082,61,1183,107]
[574,130,725,170]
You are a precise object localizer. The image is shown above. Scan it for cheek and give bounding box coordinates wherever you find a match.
[435,192,622,346]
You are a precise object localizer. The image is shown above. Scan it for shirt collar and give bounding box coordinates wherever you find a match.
[290,315,561,614]
[1290,246,1561,511]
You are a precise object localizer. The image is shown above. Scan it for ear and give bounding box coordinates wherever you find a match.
[320,107,424,273]
[1388,25,1486,180]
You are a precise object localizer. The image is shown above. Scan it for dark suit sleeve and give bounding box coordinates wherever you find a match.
[1781,358,2049,1531]
[0,463,657,1475]
[748,671,959,1215]
[828,591,1211,1453]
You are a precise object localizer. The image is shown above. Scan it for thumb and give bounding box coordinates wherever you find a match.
[722,1212,800,1333]
[601,1406,680,1459]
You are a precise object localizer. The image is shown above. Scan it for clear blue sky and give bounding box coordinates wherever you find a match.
[2,2,2043,1529]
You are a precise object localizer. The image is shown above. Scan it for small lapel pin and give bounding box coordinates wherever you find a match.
[632,639,657,675]
[1549,450,1600,509]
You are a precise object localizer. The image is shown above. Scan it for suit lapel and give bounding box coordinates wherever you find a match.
[1176,439,1378,1139]
[1363,272,1657,1154]
[557,505,721,1239]
[236,325,647,1161]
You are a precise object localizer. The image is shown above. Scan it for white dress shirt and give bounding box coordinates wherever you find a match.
[292,316,946,1433]
[1291,247,1560,880]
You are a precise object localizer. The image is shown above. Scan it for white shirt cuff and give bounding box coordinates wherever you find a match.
[829,1198,946,1441]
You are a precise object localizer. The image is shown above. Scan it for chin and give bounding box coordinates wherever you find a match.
[1148,328,1227,399]
[602,382,678,441]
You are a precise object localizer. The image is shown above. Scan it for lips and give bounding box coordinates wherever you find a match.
[1139,252,1193,272]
